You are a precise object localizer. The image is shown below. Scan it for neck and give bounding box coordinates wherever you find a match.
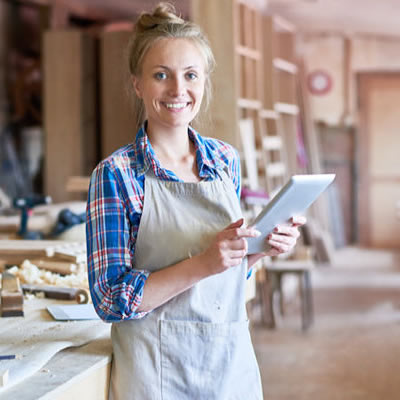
[146,122,192,162]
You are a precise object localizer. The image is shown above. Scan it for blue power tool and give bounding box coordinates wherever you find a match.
[13,195,52,239]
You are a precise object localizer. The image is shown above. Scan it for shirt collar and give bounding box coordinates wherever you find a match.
[188,126,225,177]
[133,122,224,179]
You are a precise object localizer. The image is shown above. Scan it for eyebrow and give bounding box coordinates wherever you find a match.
[152,65,201,70]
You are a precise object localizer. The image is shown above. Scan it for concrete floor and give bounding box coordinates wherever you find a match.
[251,247,400,400]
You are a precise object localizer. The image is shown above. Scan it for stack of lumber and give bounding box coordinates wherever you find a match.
[0,240,88,290]
[0,240,86,266]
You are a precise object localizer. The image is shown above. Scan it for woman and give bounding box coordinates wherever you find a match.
[86,3,305,399]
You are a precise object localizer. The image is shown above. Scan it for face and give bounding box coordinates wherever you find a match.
[133,38,206,133]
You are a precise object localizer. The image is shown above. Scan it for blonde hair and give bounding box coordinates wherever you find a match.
[127,2,215,131]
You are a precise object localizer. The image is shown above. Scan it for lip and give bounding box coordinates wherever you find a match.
[161,101,192,112]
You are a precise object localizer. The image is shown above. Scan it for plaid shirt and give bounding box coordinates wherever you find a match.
[86,124,241,322]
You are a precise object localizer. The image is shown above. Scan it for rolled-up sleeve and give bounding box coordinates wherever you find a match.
[86,162,150,322]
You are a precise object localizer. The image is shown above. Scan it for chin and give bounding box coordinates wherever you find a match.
[165,115,195,128]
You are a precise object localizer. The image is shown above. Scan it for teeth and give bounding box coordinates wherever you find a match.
[165,103,187,109]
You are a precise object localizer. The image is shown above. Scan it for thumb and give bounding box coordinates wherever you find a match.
[225,218,244,230]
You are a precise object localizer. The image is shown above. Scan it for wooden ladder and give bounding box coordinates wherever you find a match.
[258,109,288,195]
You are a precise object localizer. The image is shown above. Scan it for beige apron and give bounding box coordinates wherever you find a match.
[109,168,263,400]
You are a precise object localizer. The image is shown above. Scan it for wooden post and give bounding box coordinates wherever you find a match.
[0,1,9,128]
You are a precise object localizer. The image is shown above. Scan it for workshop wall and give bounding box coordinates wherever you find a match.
[299,34,400,125]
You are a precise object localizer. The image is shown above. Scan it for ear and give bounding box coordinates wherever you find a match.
[132,75,142,99]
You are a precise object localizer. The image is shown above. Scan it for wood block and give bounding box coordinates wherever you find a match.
[1,272,24,317]
[0,369,9,387]
[1,292,24,308]
[28,259,77,275]
[1,306,24,317]
[53,243,86,264]
[0,240,86,265]
[2,271,21,291]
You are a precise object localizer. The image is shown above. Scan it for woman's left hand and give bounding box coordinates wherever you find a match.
[264,215,307,257]
[247,216,307,267]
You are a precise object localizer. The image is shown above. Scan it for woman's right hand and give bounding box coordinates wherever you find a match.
[198,218,260,276]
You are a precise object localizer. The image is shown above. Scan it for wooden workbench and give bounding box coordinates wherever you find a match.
[0,298,112,400]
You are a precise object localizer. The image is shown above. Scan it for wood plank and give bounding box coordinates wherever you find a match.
[192,0,239,146]
[275,103,299,115]
[66,176,90,193]
[263,136,283,150]
[237,98,262,109]
[239,119,258,190]
[0,240,86,264]
[273,15,296,33]
[266,162,286,177]
[44,31,96,203]
[262,15,274,110]
[259,109,279,119]
[27,259,78,275]
[273,58,298,74]
[236,45,261,60]
[100,30,136,158]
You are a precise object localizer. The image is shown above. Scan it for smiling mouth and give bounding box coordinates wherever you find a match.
[163,102,191,110]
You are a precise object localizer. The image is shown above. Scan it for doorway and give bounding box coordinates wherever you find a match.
[357,72,400,248]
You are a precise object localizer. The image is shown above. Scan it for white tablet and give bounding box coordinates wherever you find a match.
[246,174,335,254]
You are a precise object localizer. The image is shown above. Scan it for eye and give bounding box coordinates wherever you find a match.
[186,72,198,81]
[154,71,167,80]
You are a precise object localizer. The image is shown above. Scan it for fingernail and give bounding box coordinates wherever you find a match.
[252,230,261,237]
[274,227,279,233]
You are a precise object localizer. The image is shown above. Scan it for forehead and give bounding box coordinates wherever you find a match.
[142,38,206,69]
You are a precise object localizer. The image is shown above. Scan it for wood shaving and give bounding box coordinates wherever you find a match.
[8,260,88,289]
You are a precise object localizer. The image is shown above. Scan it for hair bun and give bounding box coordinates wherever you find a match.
[135,2,184,34]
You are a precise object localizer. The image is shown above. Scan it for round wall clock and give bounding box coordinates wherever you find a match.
[307,69,333,96]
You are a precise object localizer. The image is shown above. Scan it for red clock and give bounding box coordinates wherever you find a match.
[307,69,333,95]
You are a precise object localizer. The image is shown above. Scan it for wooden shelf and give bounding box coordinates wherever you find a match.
[275,103,299,115]
[273,15,296,33]
[193,2,300,192]
[263,136,283,150]
[259,109,279,120]
[266,162,286,177]
[273,58,298,74]
[237,98,262,109]
[236,45,261,60]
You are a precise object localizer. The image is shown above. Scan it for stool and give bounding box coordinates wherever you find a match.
[264,260,314,331]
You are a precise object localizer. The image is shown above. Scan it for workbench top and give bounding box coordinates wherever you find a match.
[0,298,112,400]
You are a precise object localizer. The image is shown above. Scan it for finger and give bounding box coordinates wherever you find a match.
[225,218,244,230]
[228,249,248,259]
[291,215,307,226]
[273,225,300,238]
[268,233,296,246]
[224,227,261,240]
[269,239,291,254]
[229,238,248,251]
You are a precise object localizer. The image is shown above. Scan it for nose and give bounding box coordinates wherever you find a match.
[168,76,186,98]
